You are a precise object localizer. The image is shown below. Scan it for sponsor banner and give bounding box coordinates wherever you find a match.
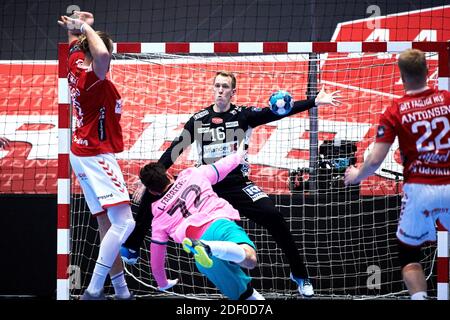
[1,6,448,195]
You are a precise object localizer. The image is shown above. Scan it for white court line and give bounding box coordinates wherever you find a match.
[321,79,401,99]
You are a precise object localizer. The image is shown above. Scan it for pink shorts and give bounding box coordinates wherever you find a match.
[70,152,130,214]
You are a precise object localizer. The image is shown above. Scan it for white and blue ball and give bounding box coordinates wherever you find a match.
[269,90,293,116]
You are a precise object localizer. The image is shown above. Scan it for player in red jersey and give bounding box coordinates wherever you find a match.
[58,11,135,300]
[345,49,450,300]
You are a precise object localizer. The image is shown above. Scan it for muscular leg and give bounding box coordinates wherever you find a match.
[398,240,427,299]
[97,213,125,276]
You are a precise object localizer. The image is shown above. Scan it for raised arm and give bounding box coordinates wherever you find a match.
[60,11,94,45]
[58,13,111,80]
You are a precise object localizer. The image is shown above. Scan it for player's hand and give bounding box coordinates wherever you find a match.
[58,15,86,34]
[71,11,94,26]
[0,137,10,149]
[344,166,361,185]
[315,85,342,106]
[158,278,179,291]
[132,181,146,204]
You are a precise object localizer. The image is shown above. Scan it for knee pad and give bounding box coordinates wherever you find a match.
[398,240,422,268]
[108,204,136,243]
[110,218,136,244]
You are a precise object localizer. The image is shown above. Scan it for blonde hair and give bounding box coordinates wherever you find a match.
[398,49,428,86]
[78,31,113,56]
[214,71,237,89]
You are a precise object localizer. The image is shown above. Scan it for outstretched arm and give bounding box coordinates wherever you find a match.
[247,86,342,128]
[314,85,342,106]
[344,142,392,185]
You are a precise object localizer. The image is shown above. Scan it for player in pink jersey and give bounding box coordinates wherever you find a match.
[59,11,135,300]
[345,49,450,300]
[139,146,264,300]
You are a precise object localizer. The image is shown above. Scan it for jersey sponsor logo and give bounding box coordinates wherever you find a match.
[251,107,262,112]
[193,110,209,120]
[203,141,236,158]
[242,184,268,202]
[75,59,84,68]
[225,121,239,128]
[73,135,88,146]
[197,127,210,133]
[77,173,88,181]
[418,150,450,164]
[211,117,223,124]
[376,125,385,138]
[97,193,113,200]
[98,106,106,141]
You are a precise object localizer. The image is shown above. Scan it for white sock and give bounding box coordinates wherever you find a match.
[87,262,109,295]
[202,240,246,263]
[87,224,125,294]
[411,291,427,300]
[246,289,265,300]
[111,272,130,298]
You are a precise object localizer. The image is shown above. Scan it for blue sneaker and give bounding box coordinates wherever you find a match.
[290,273,314,298]
[120,245,139,265]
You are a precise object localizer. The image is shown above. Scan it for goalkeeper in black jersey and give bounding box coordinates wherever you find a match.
[122,71,341,297]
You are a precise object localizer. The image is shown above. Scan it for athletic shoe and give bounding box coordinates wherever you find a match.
[182,238,213,268]
[290,273,314,298]
[111,292,136,300]
[80,289,106,300]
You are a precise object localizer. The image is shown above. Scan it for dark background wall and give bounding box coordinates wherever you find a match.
[0,0,447,297]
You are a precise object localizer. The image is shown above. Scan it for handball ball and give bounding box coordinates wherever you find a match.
[269,90,293,115]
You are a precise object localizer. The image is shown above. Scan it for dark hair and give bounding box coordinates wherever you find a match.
[139,163,170,194]
[78,31,113,56]
[398,49,428,85]
[214,71,237,89]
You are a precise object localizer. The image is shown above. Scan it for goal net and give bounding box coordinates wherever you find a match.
[67,42,445,299]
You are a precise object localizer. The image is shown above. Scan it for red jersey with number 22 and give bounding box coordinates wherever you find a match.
[67,40,124,156]
[376,88,450,184]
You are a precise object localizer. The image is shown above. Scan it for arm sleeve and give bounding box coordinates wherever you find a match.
[246,99,316,127]
[158,116,196,169]
[150,241,169,288]
[198,152,242,185]
[375,105,397,144]
[123,191,154,250]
